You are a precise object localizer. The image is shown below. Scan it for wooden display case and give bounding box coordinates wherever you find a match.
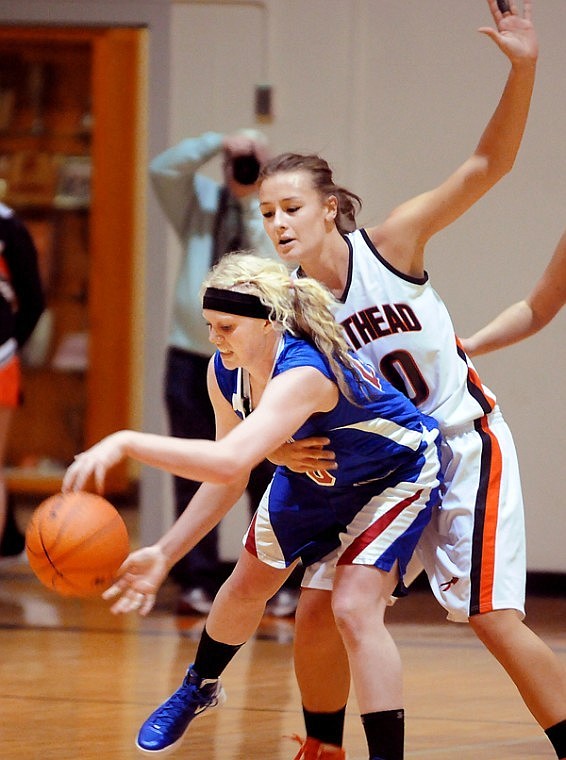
[0,25,146,494]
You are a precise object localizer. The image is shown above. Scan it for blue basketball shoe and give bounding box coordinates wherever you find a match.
[136,665,226,754]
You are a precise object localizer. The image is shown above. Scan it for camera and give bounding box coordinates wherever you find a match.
[232,154,260,185]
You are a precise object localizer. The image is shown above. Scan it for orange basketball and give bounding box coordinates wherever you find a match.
[25,491,130,598]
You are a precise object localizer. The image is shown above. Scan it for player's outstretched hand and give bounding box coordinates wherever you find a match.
[102,545,169,616]
[268,436,337,474]
[480,0,538,66]
[62,431,129,494]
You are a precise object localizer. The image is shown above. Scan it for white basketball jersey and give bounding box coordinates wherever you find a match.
[332,229,496,430]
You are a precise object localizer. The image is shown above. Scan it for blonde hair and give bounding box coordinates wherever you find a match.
[201,252,361,400]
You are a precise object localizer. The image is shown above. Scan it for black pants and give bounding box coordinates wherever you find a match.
[164,347,278,596]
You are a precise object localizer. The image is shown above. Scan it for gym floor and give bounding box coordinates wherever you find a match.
[1,501,565,759]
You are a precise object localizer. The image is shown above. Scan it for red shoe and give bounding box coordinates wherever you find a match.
[290,735,346,759]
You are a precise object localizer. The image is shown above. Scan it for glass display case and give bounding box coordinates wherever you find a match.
[0,25,145,494]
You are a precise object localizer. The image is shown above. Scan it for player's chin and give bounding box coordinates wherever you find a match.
[277,241,299,261]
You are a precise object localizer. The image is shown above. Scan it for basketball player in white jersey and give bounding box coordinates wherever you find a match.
[258,3,566,759]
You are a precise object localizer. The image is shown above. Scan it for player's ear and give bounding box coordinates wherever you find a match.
[324,195,338,224]
[261,319,277,338]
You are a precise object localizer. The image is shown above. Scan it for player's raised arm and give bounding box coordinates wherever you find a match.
[370,0,538,268]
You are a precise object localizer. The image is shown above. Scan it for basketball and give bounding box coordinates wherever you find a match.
[25,491,130,598]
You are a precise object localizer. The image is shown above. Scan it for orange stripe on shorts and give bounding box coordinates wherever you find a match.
[477,415,503,614]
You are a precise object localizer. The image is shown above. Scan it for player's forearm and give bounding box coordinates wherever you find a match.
[156,481,245,569]
[474,59,536,181]
[463,300,534,356]
[121,431,249,484]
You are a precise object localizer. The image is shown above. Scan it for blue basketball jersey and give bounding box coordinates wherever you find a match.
[215,333,438,490]
[214,333,442,569]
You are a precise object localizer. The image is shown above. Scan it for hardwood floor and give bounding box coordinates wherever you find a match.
[1,504,565,759]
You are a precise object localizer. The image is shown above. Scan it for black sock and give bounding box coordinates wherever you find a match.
[546,719,566,759]
[302,705,346,747]
[361,708,404,760]
[192,627,244,679]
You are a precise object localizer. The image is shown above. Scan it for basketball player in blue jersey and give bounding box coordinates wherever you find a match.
[256,3,565,759]
[63,253,442,760]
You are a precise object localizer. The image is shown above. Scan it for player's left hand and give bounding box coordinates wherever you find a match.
[102,545,168,616]
[268,436,337,473]
[480,0,538,66]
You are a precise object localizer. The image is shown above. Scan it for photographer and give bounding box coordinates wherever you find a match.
[150,130,298,617]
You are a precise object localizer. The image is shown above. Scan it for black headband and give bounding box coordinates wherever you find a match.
[202,287,271,319]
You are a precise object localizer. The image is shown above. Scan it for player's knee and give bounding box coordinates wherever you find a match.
[469,608,522,645]
[331,592,373,642]
[222,571,270,606]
